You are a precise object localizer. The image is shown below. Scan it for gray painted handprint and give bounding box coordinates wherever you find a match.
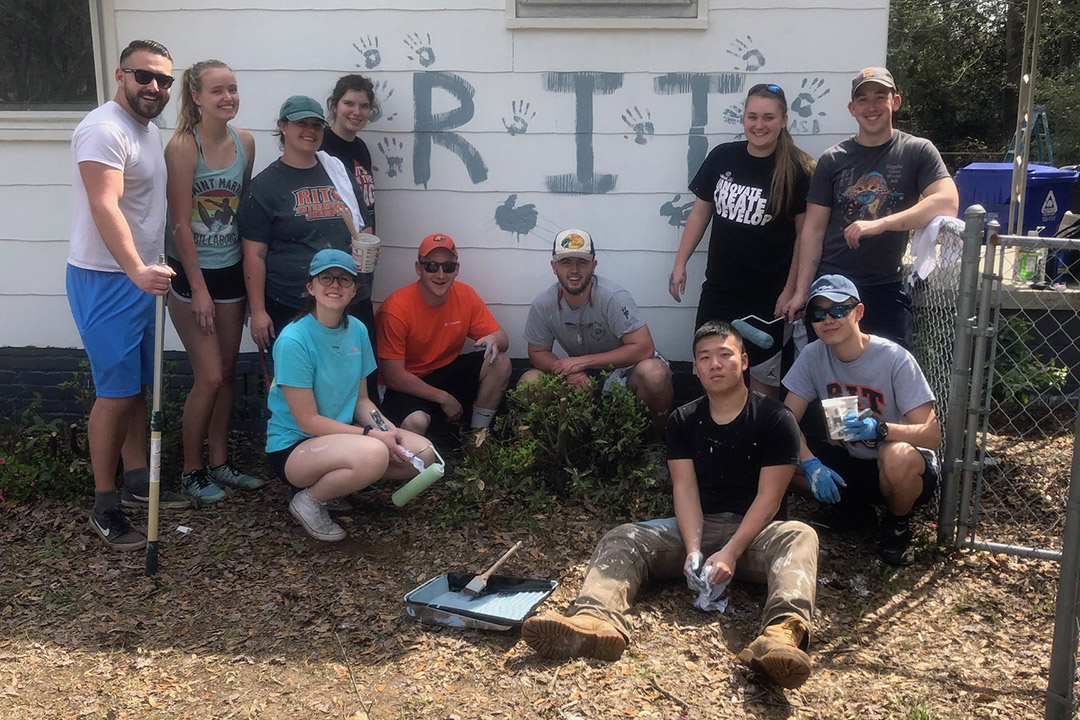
[727,35,765,71]
[352,35,381,70]
[404,32,436,68]
[502,100,535,135]
[376,138,405,178]
[621,106,654,145]
[369,80,397,124]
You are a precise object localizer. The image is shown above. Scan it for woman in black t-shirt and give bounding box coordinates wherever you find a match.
[668,83,815,397]
[239,95,371,352]
[321,74,378,231]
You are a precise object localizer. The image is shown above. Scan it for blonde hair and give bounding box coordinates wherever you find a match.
[745,86,817,217]
[174,59,231,136]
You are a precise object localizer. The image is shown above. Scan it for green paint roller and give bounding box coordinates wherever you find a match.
[392,445,446,507]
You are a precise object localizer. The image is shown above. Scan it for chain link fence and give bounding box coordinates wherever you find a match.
[908,217,966,439]
[940,218,1080,557]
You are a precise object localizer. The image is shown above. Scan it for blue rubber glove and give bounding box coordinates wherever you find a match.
[477,340,498,365]
[800,457,847,504]
[840,411,877,442]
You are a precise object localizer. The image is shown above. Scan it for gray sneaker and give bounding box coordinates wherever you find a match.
[89,507,147,551]
[289,490,346,542]
[209,463,266,490]
[121,485,192,510]
[180,467,227,505]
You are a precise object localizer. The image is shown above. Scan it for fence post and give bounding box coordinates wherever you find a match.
[956,218,1001,545]
[1045,410,1080,720]
[939,205,986,546]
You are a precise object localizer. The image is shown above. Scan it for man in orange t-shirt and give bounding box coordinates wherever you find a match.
[376,233,511,438]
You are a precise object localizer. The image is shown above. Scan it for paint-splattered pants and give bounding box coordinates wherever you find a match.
[568,515,818,643]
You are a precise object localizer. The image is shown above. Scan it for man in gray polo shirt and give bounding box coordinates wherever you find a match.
[521,228,673,440]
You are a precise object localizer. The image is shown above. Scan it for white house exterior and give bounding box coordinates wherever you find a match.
[0,0,887,363]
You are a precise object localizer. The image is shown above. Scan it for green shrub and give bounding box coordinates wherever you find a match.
[440,373,670,524]
[0,397,91,503]
[992,314,1068,409]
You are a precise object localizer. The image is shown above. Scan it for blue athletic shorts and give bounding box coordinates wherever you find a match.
[66,264,155,398]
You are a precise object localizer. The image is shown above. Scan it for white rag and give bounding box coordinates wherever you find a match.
[315,150,363,233]
[908,214,965,286]
[688,567,729,613]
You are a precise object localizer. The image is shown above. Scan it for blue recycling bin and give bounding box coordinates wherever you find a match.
[955,162,1077,236]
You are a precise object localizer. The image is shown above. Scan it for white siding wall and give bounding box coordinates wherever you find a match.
[0,0,888,360]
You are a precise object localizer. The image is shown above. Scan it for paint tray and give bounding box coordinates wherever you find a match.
[404,573,557,631]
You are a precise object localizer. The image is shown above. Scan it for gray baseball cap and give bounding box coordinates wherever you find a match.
[851,67,896,98]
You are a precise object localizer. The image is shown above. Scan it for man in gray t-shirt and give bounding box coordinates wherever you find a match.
[782,274,942,566]
[782,67,958,350]
[521,228,673,439]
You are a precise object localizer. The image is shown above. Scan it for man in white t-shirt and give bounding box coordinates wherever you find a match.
[520,228,673,440]
[67,39,184,550]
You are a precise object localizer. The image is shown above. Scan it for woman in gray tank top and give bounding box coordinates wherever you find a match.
[164,59,263,503]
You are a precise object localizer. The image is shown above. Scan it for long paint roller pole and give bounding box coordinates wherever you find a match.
[145,255,167,576]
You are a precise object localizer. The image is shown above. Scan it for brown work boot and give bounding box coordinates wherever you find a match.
[521,612,627,661]
[736,617,811,689]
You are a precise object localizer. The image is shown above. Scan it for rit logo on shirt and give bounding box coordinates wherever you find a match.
[826,382,886,415]
[293,186,347,220]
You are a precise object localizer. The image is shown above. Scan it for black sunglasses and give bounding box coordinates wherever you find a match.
[420,261,458,273]
[121,68,175,89]
[808,303,859,323]
[747,82,785,102]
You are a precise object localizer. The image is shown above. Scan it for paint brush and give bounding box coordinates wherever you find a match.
[461,541,523,598]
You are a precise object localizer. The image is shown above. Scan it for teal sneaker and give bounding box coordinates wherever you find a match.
[209,463,266,490]
[180,468,226,504]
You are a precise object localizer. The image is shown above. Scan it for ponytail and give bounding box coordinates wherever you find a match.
[173,59,231,137]
[768,126,816,218]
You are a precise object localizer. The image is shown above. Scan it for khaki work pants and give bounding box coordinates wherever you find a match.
[567,514,818,643]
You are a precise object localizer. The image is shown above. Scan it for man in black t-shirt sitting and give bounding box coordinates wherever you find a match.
[521,321,819,689]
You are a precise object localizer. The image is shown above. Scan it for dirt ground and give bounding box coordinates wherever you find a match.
[0,436,1062,720]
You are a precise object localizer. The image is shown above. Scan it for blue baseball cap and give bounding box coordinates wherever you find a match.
[309,248,357,277]
[806,274,861,305]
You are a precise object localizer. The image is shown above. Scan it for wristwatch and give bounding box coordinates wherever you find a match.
[875,420,890,442]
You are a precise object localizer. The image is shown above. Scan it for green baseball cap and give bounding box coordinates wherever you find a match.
[279,95,325,122]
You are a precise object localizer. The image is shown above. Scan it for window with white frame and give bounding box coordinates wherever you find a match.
[0,0,98,111]
[507,0,705,29]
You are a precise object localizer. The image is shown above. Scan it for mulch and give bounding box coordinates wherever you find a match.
[0,433,1061,719]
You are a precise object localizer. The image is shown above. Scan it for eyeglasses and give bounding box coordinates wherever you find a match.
[747,83,785,102]
[420,261,459,273]
[121,68,175,89]
[808,303,859,323]
[316,273,356,287]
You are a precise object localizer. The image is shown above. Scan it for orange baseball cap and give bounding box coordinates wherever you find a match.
[418,233,457,258]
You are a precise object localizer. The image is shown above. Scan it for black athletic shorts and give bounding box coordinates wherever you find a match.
[167,257,245,303]
[267,439,306,489]
[807,436,939,509]
[380,351,486,426]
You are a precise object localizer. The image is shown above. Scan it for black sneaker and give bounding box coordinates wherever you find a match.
[121,484,192,510]
[880,516,915,566]
[89,507,147,551]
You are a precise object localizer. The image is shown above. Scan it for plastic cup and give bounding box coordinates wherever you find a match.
[352,233,380,274]
[821,396,859,441]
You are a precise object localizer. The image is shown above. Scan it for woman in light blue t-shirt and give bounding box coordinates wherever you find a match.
[266,249,436,542]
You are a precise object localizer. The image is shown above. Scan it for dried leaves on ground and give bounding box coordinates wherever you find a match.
[0,440,1059,720]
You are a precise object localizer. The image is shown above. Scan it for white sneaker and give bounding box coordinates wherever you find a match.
[288,490,346,542]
